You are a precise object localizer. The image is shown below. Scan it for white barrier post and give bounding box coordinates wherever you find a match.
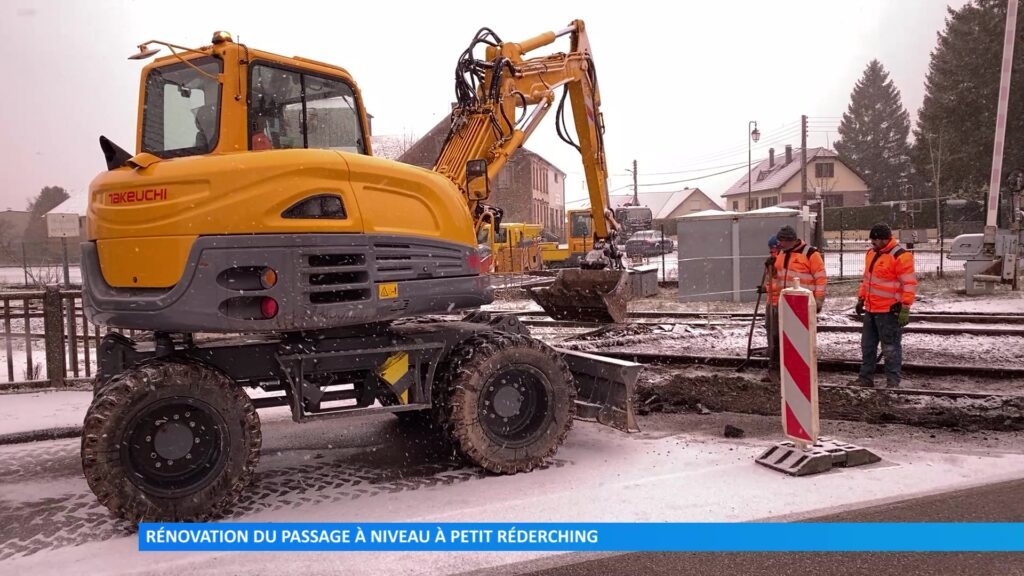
[778,280,819,450]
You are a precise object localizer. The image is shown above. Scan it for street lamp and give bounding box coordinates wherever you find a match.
[748,121,760,211]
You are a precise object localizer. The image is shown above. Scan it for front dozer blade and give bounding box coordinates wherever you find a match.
[558,348,643,433]
[527,269,631,323]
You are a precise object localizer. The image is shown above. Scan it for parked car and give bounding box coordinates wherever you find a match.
[625,230,674,256]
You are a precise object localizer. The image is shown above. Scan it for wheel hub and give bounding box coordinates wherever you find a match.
[492,385,523,418]
[153,419,195,460]
[480,366,550,447]
[122,398,226,496]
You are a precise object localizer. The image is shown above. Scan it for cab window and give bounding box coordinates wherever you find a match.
[570,213,593,238]
[249,62,366,153]
[141,56,223,158]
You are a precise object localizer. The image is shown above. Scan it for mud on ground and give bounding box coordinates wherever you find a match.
[636,366,1024,432]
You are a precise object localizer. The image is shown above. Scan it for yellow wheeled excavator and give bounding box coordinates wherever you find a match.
[81,22,639,522]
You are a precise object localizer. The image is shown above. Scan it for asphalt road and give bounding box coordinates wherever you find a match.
[494,478,1024,576]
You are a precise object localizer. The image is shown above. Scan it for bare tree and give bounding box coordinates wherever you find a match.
[371,130,419,160]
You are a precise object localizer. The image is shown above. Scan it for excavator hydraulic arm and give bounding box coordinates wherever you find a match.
[434,20,630,322]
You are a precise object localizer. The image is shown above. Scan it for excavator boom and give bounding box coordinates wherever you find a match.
[434,20,629,322]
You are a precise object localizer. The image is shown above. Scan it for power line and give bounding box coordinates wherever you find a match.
[633,163,754,188]
[568,117,837,185]
[672,122,801,165]
[634,159,752,177]
[638,120,800,167]
[666,128,802,168]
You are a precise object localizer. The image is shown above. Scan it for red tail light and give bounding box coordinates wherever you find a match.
[260,297,278,319]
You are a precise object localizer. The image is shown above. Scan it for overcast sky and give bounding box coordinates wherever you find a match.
[1,0,970,211]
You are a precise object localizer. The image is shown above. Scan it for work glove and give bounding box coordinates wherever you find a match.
[764,257,775,268]
[889,302,902,314]
[815,297,824,314]
[855,299,865,316]
[756,285,766,295]
[897,307,910,327]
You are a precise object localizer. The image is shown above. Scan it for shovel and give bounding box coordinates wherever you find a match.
[737,264,772,372]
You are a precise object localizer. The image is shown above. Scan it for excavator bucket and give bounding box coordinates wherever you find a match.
[527,269,631,324]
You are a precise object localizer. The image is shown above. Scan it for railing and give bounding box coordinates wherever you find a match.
[0,287,138,389]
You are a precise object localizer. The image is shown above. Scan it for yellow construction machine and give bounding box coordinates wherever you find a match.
[477,222,546,273]
[80,22,639,522]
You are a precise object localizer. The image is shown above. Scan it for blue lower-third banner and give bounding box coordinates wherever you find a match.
[138,522,1024,552]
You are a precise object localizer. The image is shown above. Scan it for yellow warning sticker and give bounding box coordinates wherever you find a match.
[378,283,399,299]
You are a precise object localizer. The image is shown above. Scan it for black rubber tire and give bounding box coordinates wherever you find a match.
[440,332,575,473]
[81,359,261,522]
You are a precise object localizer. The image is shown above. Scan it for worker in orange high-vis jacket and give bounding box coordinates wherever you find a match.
[766,225,827,384]
[854,223,916,388]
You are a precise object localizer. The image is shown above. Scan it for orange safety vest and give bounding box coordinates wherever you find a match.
[858,238,917,313]
[770,241,826,306]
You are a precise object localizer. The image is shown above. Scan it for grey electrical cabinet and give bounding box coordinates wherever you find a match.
[676,208,813,303]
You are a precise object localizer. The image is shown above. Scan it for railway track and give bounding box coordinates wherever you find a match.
[520,318,1024,337]
[496,309,1024,324]
[589,350,1024,380]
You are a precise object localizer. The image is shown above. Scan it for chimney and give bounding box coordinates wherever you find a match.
[769,148,775,169]
[785,145,793,165]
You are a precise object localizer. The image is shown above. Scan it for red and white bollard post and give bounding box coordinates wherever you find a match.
[755,279,881,476]
[778,280,819,450]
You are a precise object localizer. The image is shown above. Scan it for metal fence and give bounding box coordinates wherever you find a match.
[0,287,138,388]
[821,247,966,280]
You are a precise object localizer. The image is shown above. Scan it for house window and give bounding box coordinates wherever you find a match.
[760,196,778,208]
[824,194,844,208]
[498,167,512,188]
[554,173,559,183]
[732,200,739,211]
[815,163,835,178]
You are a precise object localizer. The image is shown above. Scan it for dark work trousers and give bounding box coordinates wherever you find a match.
[859,311,902,386]
[766,304,779,384]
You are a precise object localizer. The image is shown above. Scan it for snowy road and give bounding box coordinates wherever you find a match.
[2,410,1023,574]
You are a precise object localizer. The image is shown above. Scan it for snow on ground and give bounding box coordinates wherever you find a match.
[2,412,1024,575]
[917,290,1024,313]
[0,316,95,384]
[0,390,93,435]
[0,390,298,436]
[0,266,81,286]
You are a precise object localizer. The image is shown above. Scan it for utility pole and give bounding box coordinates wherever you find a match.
[800,115,808,208]
[632,159,639,206]
[929,132,944,277]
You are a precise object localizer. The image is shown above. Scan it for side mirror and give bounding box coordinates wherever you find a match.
[466,159,489,200]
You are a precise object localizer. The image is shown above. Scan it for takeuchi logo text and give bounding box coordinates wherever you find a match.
[108,188,168,204]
